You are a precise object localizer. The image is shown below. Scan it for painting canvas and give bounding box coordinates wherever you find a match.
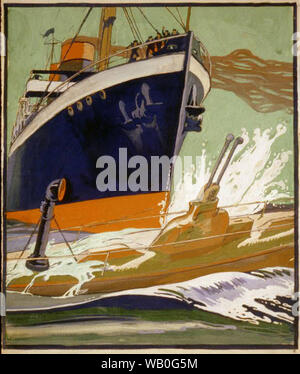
[1,0,299,353]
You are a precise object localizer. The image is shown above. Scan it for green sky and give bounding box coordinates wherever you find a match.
[6,5,295,193]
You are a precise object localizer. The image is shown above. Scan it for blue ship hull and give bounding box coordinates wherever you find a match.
[7,33,210,231]
[8,71,189,211]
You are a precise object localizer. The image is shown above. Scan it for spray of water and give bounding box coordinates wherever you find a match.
[169,123,292,217]
[7,228,159,297]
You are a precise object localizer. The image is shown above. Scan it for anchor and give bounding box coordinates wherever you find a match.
[25,178,67,272]
[184,106,205,132]
[151,134,244,257]
[184,84,206,132]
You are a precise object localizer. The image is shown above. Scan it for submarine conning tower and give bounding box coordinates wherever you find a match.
[151,134,244,257]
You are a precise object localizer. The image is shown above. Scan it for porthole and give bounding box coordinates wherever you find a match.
[86,96,93,105]
[67,106,74,116]
[99,90,106,100]
[76,101,83,111]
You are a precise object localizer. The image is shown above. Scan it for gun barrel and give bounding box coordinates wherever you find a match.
[216,136,244,185]
[205,133,234,190]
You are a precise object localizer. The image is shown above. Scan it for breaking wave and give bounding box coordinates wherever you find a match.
[62,267,295,325]
[7,267,294,326]
[169,123,292,217]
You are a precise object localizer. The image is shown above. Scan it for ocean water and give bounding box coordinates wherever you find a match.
[5,124,296,347]
[5,267,296,346]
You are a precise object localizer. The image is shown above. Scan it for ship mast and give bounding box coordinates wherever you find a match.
[185,6,191,32]
[98,7,117,71]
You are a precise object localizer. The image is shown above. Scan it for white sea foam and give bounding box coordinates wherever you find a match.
[168,124,292,217]
[7,227,159,297]
[96,267,294,324]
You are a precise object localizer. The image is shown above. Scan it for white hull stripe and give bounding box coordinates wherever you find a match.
[10,53,210,155]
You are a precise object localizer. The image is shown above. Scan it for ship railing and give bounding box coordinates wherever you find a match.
[9,33,211,146]
[36,33,211,110]
[9,33,185,146]
[10,99,47,145]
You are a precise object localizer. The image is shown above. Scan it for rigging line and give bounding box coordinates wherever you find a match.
[220,198,294,209]
[11,218,41,271]
[6,222,294,262]
[59,8,94,68]
[36,7,93,111]
[54,217,78,262]
[7,224,166,243]
[123,8,139,42]
[126,8,143,44]
[6,214,294,243]
[7,213,294,243]
[43,40,60,70]
[43,33,54,70]
[49,34,55,67]
[176,7,185,28]
[128,7,144,43]
[130,8,144,41]
[7,198,295,241]
[44,47,52,71]
[165,7,186,31]
[125,8,141,42]
[137,7,158,33]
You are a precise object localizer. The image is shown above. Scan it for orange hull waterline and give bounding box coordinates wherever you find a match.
[6,192,169,233]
